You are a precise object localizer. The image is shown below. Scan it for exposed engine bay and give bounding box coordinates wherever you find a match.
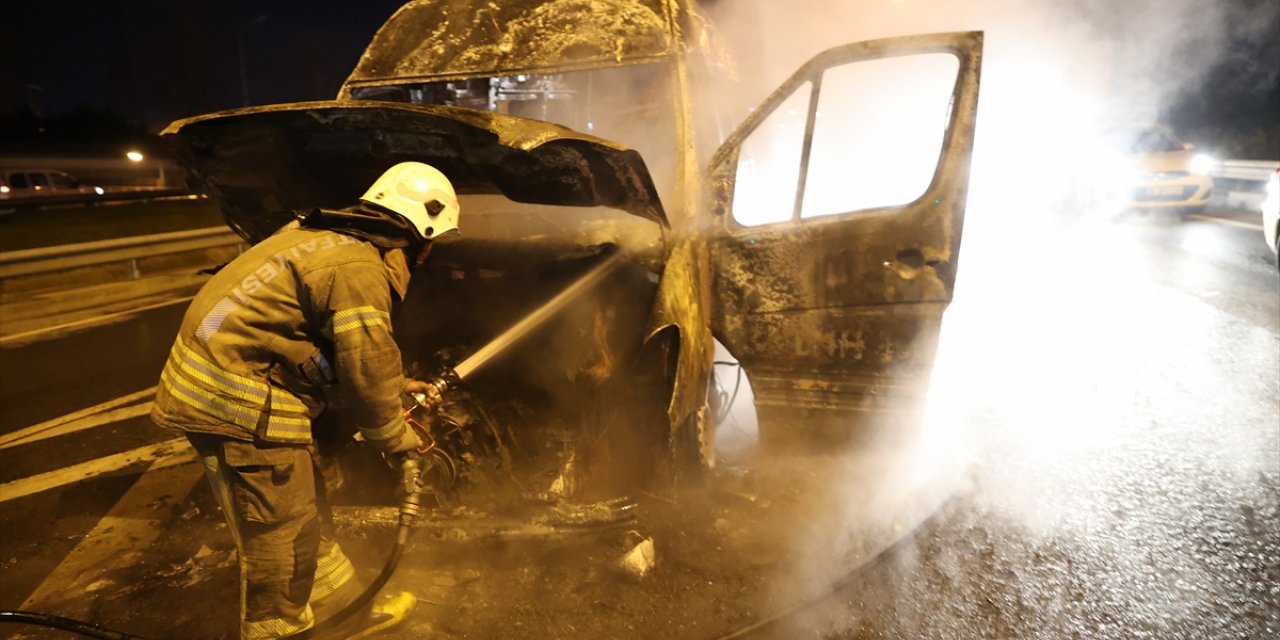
[322,233,677,537]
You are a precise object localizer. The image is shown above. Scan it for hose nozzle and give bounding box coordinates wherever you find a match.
[397,455,425,526]
[427,367,461,399]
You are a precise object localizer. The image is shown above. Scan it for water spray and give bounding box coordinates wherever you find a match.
[425,251,626,394]
[303,251,629,636]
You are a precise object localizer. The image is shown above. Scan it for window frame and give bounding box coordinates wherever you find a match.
[726,51,961,230]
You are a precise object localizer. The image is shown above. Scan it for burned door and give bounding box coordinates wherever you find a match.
[706,32,983,446]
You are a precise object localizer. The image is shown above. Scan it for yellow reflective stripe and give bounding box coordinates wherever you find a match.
[172,340,268,404]
[243,606,313,640]
[358,414,406,442]
[310,545,356,604]
[163,370,312,443]
[169,340,309,414]
[263,417,312,443]
[269,414,311,427]
[316,543,349,575]
[270,387,310,416]
[311,561,356,603]
[162,369,259,432]
[326,306,390,337]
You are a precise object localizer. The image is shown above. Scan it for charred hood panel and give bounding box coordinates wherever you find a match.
[161,100,667,243]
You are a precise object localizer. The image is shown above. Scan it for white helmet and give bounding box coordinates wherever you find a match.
[361,162,460,241]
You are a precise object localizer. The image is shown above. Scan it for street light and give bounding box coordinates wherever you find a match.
[125,150,165,186]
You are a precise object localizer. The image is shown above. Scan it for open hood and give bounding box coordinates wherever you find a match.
[161,100,667,244]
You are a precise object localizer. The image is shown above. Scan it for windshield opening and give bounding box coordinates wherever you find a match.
[351,63,678,206]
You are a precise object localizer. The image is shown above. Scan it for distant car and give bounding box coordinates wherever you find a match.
[0,168,104,200]
[1104,126,1215,215]
[1263,168,1279,258]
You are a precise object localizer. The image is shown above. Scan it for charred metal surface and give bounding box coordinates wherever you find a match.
[331,497,636,541]
[386,253,671,497]
[705,32,983,447]
[337,0,717,471]
[642,0,717,470]
[341,0,675,92]
[161,3,981,493]
[161,101,667,243]
[646,237,713,458]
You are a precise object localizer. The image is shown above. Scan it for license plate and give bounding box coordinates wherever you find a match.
[1146,185,1183,196]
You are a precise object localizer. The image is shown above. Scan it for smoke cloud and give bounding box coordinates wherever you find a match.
[702,1,1280,636]
[706,0,1279,212]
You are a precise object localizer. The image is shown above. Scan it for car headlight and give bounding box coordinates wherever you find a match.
[1190,154,1215,175]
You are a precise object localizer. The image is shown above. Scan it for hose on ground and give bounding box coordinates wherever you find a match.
[0,610,154,640]
[283,522,411,640]
[0,505,415,640]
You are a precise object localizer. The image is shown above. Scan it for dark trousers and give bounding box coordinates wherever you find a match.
[185,433,363,639]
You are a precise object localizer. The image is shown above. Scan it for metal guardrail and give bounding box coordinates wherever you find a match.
[0,226,242,279]
[0,188,194,211]
[1212,159,1279,183]
[1209,159,1278,209]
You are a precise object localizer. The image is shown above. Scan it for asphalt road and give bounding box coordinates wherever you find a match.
[802,207,1280,639]
[0,206,1275,638]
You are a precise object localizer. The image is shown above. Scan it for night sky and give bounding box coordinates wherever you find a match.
[1,0,405,129]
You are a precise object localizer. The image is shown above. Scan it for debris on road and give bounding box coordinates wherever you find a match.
[617,531,656,580]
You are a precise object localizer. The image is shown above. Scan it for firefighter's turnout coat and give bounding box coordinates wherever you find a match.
[152,220,414,451]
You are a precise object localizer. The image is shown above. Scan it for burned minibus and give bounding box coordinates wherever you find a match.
[162,0,982,510]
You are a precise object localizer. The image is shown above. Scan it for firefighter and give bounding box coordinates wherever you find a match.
[151,162,460,639]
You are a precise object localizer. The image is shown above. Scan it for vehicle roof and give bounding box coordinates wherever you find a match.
[341,0,678,93]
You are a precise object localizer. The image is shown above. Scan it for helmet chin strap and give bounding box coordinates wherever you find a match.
[412,238,435,269]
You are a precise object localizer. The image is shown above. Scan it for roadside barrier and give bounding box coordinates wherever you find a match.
[0,227,243,280]
[1210,159,1278,211]
[0,188,193,211]
[1211,159,1279,183]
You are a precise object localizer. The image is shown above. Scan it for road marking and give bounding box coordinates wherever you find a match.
[0,387,157,450]
[20,457,204,614]
[0,404,154,450]
[0,295,193,348]
[1188,214,1263,231]
[0,437,193,503]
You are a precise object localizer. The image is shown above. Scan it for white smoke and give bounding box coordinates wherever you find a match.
[703,1,1280,636]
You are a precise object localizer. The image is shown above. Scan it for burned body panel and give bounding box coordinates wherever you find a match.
[161,101,667,243]
[706,32,983,446]
[341,0,675,92]
[164,0,983,501]
[334,0,717,469]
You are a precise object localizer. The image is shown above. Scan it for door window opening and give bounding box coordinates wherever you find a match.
[801,53,958,218]
[731,81,812,226]
[729,53,959,227]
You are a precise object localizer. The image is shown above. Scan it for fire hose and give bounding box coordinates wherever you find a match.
[281,452,431,640]
[0,391,447,640]
[0,253,623,638]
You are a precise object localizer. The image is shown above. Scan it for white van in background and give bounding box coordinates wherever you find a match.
[0,168,104,200]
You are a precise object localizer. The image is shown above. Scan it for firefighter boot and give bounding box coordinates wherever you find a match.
[344,591,417,640]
